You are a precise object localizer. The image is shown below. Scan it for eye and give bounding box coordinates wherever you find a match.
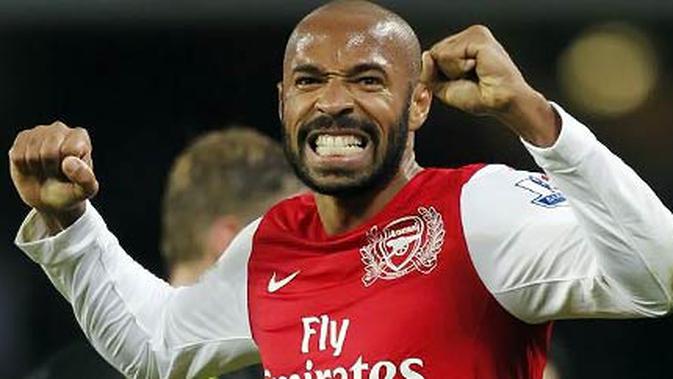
[295,76,323,88]
[356,76,384,88]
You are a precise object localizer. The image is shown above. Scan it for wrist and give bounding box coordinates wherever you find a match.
[37,202,86,235]
[496,87,560,147]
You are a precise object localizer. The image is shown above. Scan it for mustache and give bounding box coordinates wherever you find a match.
[298,114,380,145]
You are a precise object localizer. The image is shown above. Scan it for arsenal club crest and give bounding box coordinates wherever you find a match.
[359,206,445,287]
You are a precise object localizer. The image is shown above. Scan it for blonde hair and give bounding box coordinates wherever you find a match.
[161,127,301,265]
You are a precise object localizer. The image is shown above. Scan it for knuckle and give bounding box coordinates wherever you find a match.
[8,148,20,162]
[34,124,51,133]
[73,127,91,141]
[16,129,30,139]
[73,126,88,134]
[470,24,490,35]
[45,130,65,144]
[51,120,67,128]
[46,122,70,136]
[62,139,91,157]
[25,150,39,164]
[432,40,450,54]
[40,146,61,161]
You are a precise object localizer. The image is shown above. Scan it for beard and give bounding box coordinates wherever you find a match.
[282,99,410,198]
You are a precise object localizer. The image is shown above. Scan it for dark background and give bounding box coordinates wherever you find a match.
[1,1,672,378]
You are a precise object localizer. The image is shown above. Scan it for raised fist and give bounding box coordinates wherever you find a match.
[9,121,99,228]
[421,25,559,146]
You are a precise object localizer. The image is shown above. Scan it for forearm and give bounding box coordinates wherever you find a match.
[17,203,175,376]
[37,203,86,235]
[15,203,259,378]
[496,86,561,148]
[524,104,673,315]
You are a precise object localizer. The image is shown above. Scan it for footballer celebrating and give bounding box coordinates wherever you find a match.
[10,1,673,378]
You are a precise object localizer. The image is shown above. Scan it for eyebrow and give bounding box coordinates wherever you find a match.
[292,63,388,77]
[292,64,324,76]
[346,63,387,77]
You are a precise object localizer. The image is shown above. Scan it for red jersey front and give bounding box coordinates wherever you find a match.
[247,167,551,379]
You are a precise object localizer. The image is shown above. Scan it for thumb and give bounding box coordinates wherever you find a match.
[433,79,482,114]
[61,156,99,199]
[420,51,437,85]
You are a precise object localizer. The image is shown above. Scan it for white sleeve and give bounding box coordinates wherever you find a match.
[14,202,260,379]
[461,103,673,324]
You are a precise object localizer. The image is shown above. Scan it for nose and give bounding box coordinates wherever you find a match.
[315,79,355,118]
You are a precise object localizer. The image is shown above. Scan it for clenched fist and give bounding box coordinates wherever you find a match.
[421,25,560,147]
[9,121,99,231]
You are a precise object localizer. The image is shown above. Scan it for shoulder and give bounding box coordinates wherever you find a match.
[397,165,487,200]
[216,217,263,266]
[422,164,488,185]
[460,164,574,257]
[461,164,568,210]
[256,191,319,239]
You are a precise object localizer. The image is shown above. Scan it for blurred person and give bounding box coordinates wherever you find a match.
[161,127,304,288]
[26,342,122,379]
[10,1,673,378]
[26,128,300,379]
[542,338,573,379]
[542,365,561,379]
[160,127,303,378]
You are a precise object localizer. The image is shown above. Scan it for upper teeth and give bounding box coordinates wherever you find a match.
[315,134,362,148]
[314,134,365,156]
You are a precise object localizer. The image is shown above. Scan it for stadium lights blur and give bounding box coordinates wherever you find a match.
[558,22,659,118]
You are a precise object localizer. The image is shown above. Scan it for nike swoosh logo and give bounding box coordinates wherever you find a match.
[268,270,301,293]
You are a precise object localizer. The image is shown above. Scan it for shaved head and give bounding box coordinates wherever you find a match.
[279,1,431,197]
[284,0,422,82]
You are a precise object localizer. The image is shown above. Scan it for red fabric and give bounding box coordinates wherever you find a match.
[248,166,551,379]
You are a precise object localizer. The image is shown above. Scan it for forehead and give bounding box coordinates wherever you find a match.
[285,16,412,75]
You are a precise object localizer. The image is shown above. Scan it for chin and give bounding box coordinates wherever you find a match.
[305,171,388,197]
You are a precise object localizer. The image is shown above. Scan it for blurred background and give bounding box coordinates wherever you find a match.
[1,0,672,377]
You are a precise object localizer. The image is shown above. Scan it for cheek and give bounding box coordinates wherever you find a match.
[354,92,400,136]
[283,94,315,144]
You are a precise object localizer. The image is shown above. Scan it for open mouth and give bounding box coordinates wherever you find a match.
[307,130,371,157]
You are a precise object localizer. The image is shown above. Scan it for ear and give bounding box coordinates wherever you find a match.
[407,82,432,132]
[277,81,284,122]
[205,215,242,263]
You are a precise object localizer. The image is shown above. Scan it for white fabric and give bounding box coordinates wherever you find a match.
[14,103,673,378]
[461,104,673,323]
[17,206,261,378]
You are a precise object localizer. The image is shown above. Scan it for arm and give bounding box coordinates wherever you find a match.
[461,104,673,323]
[423,25,673,322]
[9,122,260,378]
[16,203,260,378]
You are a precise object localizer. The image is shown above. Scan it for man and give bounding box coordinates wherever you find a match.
[161,128,303,288]
[163,127,302,379]
[26,128,298,378]
[162,127,300,379]
[9,1,673,378]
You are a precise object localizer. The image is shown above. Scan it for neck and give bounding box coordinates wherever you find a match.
[169,257,217,286]
[315,146,422,236]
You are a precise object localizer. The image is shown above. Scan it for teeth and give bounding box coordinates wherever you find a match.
[316,145,364,156]
[314,134,365,156]
[316,134,362,147]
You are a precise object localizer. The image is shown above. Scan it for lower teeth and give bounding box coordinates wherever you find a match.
[316,145,363,156]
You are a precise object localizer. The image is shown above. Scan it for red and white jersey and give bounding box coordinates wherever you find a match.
[16,104,673,379]
[248,166,549,379]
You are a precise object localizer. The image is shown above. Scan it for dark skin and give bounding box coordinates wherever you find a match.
[279,2,558,235]
[279,6,431,235]
[9,1,558,236]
